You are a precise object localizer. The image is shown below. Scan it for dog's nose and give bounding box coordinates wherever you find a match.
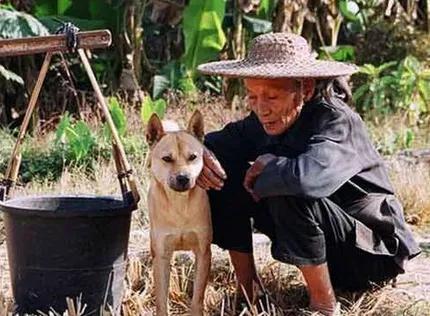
[176,174,190,187]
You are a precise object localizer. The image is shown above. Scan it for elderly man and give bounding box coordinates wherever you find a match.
[196,33,420,315]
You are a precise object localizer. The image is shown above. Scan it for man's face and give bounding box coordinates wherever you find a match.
[245,78,313,136]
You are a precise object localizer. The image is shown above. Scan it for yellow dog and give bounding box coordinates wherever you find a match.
[146,111,212,316]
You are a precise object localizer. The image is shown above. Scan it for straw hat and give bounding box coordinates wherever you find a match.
[198,32,358,79]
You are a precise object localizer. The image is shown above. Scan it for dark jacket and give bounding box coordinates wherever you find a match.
[222,97,420,269]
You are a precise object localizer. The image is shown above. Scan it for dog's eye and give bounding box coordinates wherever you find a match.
[188,154,197,161]
[162,156,174,163]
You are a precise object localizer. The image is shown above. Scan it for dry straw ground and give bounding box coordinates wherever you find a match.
[0,99,429,315]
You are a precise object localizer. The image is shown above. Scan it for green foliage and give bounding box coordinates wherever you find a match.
[242,15,272,34]
[341,0,386,34]
[153,61,197,99]
[0,129,64,182]
[153,72,172,100]
[400,128,415,150]
[64,121,95,163]
[20,147,65,182]
[0,129,17,177]
[121,134,148,162]
[0,106,152,183]
[54,112,72,145]
[107,97,127,138]
[33,0,73,16]
[0,5,49,38]
[319,45,355,62]
[33,0,122,32]
[38,16,106,33]
[141,96,167,123]
[32,0,124,90]
[55,114,96,163]
[0,6,39,90]
[355,56,430,120]
[342,1,424,67]
[0,65,24,85]
[353,61,398,113]
[256,0,276,20]
[338,0,360,22]
[395,56,430,114]
[178,76,198,97]
[182,0,227,77]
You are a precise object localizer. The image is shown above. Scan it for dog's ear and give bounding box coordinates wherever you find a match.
[146,113,165,146]
[187,110,204,141]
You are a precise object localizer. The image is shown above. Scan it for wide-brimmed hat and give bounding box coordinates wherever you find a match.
[198,32,358,79]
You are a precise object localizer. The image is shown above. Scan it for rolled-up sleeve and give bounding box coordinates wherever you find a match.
[253,107,362,199]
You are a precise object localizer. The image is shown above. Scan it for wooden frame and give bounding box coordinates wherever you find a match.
[0,30,139,205]
[0,30,112,57]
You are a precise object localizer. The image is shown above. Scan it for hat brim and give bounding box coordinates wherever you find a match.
[197,59,358,79]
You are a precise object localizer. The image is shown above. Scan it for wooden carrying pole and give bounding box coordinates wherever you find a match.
[1,52,53,199]
[78,48,140,204]
[0,30,111,57]
[0,30,140,205]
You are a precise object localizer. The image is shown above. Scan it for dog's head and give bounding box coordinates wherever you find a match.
[146,110,205,192]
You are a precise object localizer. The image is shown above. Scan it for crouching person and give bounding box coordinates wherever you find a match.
[196,33,421,315]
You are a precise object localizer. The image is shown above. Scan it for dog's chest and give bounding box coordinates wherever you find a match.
[149,185,212,253]
[153,228,204,252]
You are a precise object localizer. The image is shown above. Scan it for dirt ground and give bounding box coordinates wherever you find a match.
[1,226,428,315]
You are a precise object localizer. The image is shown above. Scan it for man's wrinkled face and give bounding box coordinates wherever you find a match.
[245,78,314,136]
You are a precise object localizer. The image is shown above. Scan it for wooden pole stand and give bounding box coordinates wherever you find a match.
[0,30,112,57]
[0,30,140,205]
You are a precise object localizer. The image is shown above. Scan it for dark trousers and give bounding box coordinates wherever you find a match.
[206,149,400,291]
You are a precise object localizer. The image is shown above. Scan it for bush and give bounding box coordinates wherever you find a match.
[353,55,430,125]
[20,146,65,182]
[0,132,66,183]
[354,21,412,66]
[0,131,149,184]
[0,103,149,183]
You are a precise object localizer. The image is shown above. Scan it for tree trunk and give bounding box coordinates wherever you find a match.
[273,0,291,32]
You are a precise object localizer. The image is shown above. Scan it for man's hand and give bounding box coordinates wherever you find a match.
[243,154,277,201]
[197,147,227,190]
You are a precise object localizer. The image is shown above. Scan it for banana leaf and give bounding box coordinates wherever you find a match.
[33,0,72,16]
[243,15,272,34]
[0,65,24,85]
[182,0,227,77]
[256,0,276,20]
[34,0,123,33]
[38,16,107,32]
[0,7,49,38]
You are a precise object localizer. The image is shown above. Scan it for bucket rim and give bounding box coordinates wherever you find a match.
[0,194,137,217]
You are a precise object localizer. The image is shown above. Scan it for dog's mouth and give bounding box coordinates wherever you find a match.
[169,185,190,192]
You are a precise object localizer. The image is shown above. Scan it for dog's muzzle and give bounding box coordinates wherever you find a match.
[169,174,192,192]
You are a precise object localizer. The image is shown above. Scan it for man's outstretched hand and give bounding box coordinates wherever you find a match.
[243,154,277,201]
[197,147,227,191]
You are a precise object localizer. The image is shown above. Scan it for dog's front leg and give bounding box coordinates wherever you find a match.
[153,250,172,316]
[191,246,211,316]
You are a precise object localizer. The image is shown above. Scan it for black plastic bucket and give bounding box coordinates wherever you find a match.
[0,195,136,315]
